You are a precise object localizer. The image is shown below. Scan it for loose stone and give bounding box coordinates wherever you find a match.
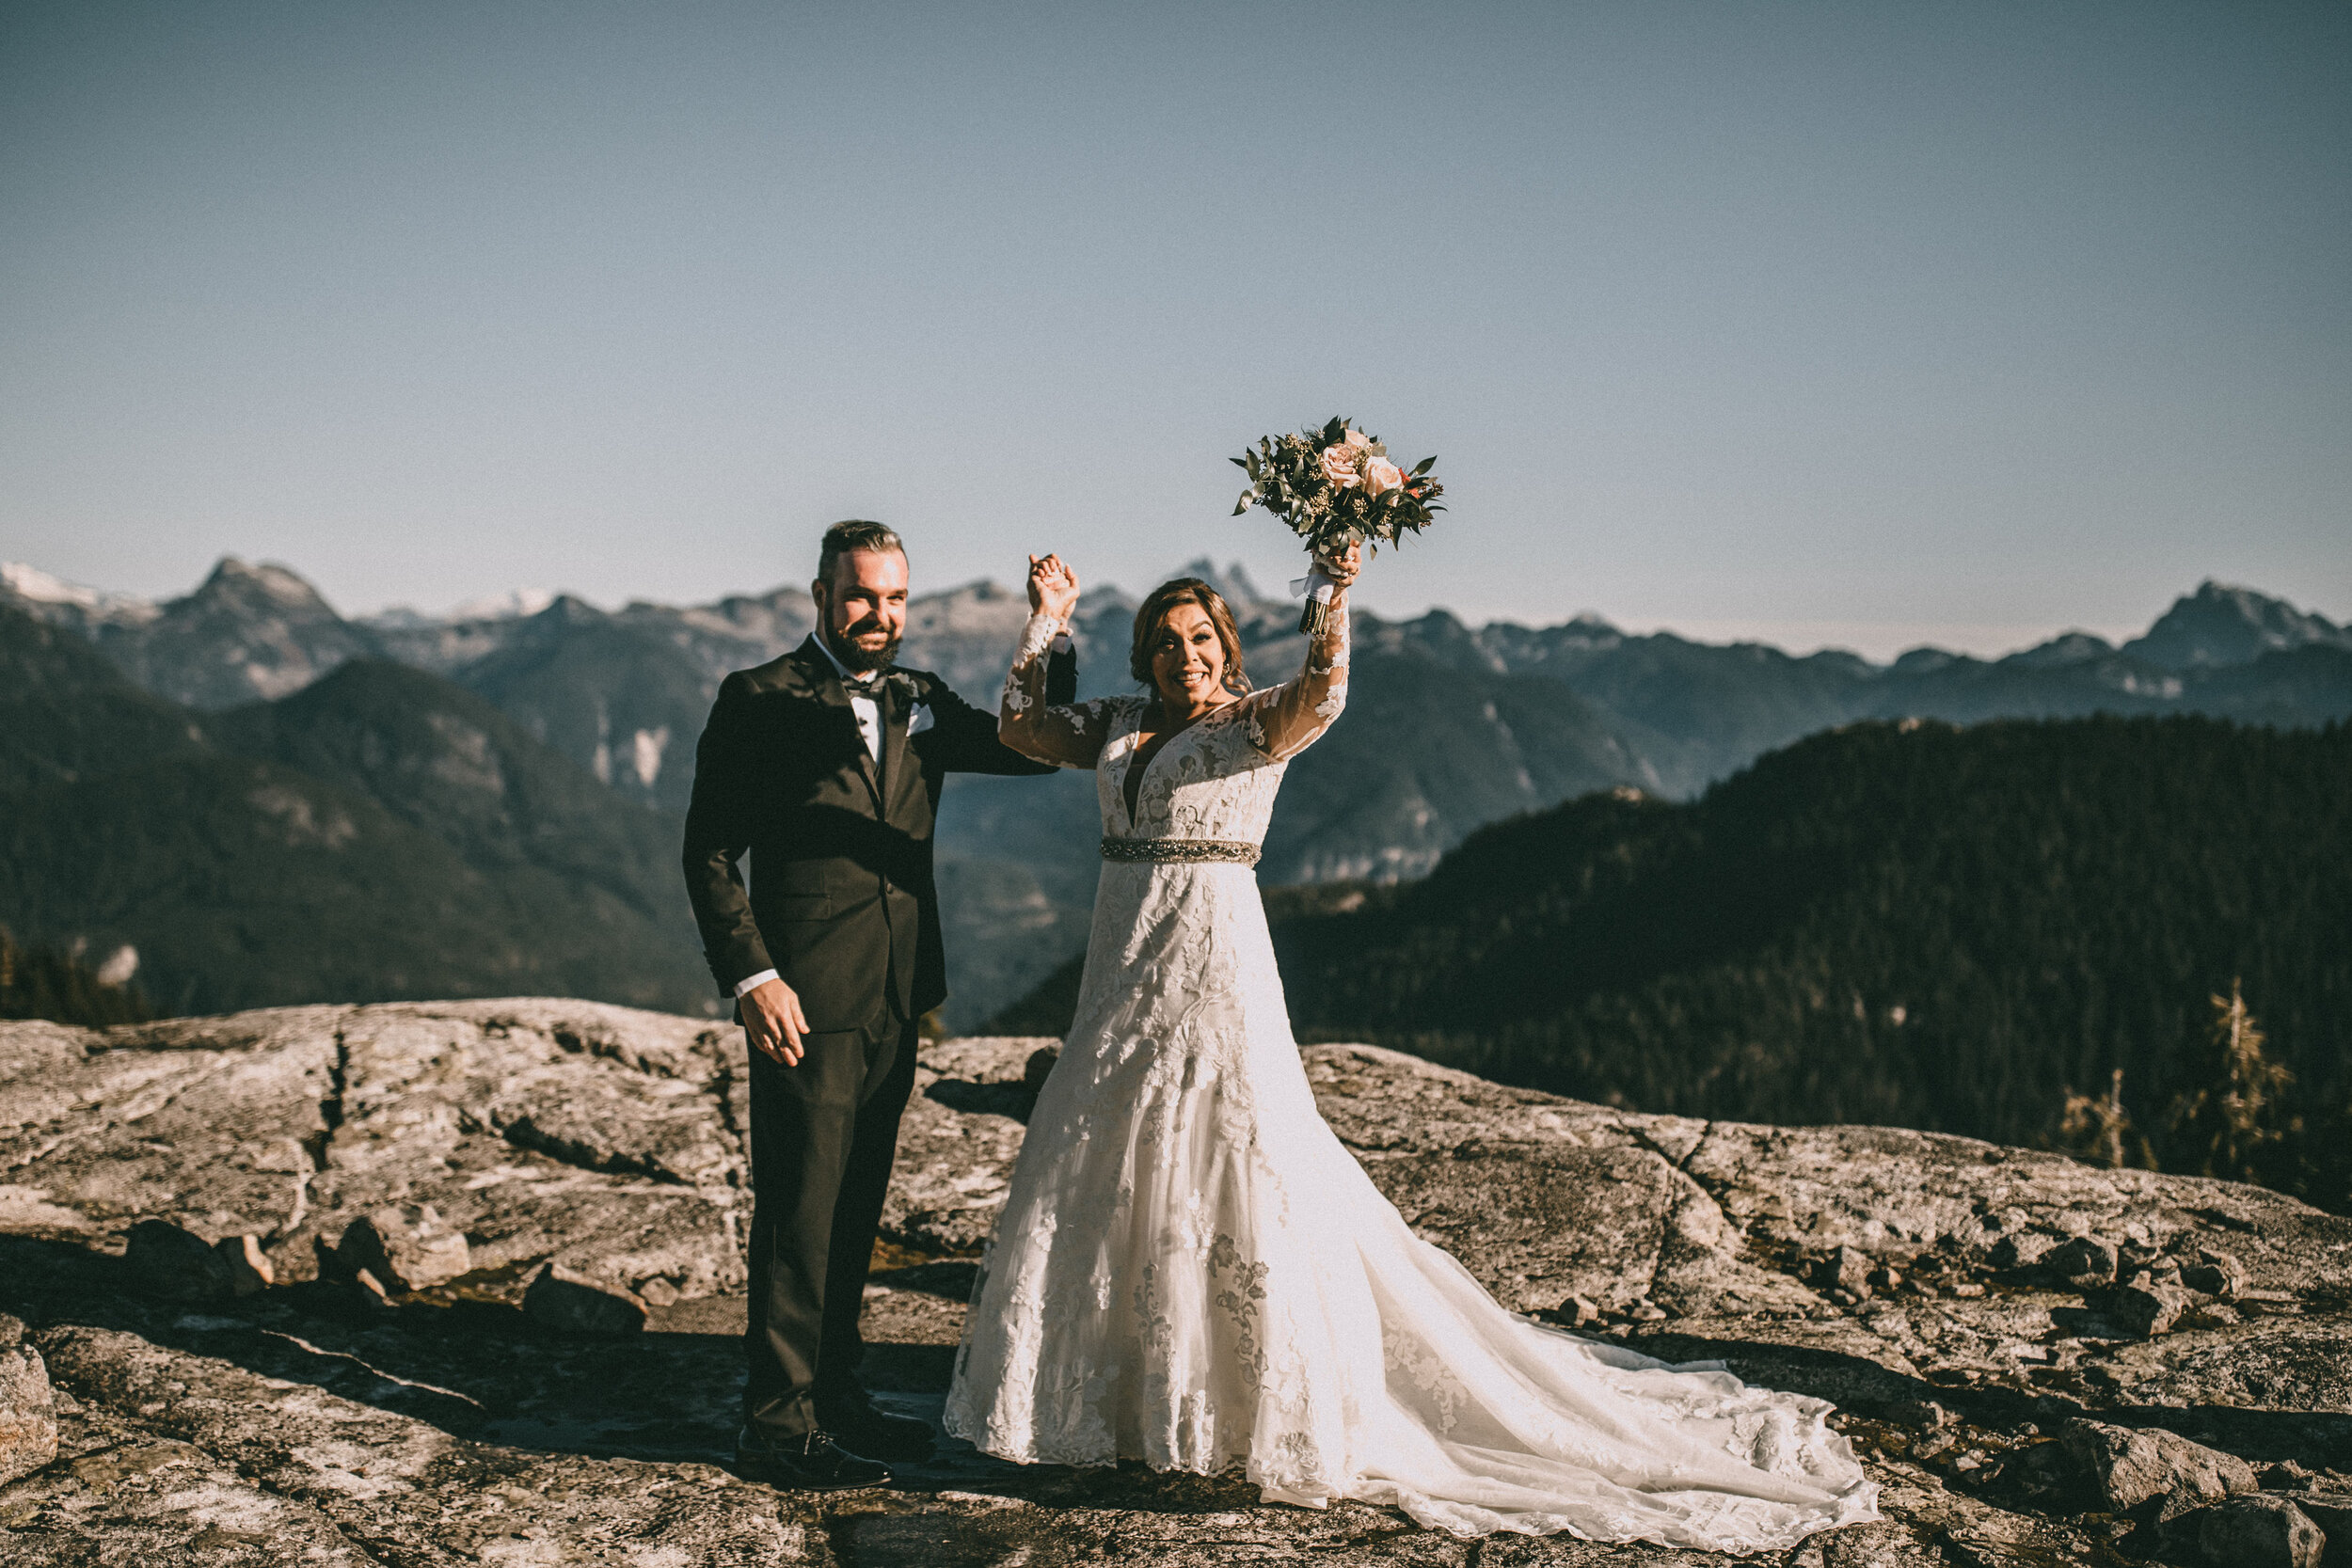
[336,1205,471,1293]
[2046,1235,2121,1287]
[2198,1496,2325,1568]
[2060,1418,2258,1516]
[2104,1278,2195,1338]
[525,1261,649,1337]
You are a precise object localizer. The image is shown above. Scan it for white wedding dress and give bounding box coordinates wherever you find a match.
[943,609,1879,1548]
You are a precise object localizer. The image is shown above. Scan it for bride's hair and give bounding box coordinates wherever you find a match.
[1130,578,1249,694]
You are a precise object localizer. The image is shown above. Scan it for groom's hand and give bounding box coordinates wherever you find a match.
[1027,553,1079,623]
[740,977,810,1066]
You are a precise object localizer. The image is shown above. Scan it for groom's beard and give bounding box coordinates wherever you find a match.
[826,618,902,674]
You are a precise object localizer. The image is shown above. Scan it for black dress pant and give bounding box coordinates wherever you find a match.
[742,1009,919,1439]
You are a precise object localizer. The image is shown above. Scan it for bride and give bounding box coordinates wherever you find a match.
[942,546,1879,1548]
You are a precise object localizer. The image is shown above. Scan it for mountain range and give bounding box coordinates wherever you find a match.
[0,605,711,1019]
[5,557,2347,1026]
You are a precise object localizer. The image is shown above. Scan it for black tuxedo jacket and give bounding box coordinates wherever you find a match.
[681,635,1059,1033]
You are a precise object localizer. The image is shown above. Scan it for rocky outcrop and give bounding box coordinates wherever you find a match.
[6,999,2352,1565]
[0,1000,749,1307]
[0,1314,57,1486]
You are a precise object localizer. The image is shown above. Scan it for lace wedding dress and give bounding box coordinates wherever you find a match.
[942,608,1879,1548]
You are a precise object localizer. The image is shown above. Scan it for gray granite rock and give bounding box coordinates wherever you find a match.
[884,1036,1041,1256]
[1,1000,749,1305]
[2,1396,374,1565]
[9,1003,2352,1566]
[1991,1230,2061,1270]
[1820,1244,1874,1297]
[2044,1235,2120,1288]
[29,1323,818,1564]
[2198,1496,2326,1568]
[2185,1250,2252,1298]
[0,1312,58,1486]
[2290,1492,2352,1565]
[333,1204,471,1292]
[2104,1277,2195,1338]
[2059,1418,2258,1515]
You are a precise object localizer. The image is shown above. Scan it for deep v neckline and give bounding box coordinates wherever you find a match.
[1121,698,1232,829]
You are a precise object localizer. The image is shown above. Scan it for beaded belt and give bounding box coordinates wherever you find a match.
[1100,836,1263,866]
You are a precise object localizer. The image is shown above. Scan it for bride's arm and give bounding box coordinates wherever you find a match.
[999,553,1113,769]
[1242,546,1357,761]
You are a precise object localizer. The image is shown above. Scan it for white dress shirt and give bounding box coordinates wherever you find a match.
[733,631,882,1003]
[809,629,884,763]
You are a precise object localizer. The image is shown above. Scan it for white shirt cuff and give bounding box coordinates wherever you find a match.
[733,968,779,999]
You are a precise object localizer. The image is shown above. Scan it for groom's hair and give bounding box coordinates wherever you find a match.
[818,519,905,584]
[1131,578,1249,693]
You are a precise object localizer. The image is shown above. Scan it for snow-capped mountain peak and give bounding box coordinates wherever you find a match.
[0,562,159,627]
[2122,580,2352,671]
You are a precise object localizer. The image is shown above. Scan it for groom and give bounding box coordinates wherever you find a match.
[682,519,1073,1490]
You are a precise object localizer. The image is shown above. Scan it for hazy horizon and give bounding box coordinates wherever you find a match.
[5,3,2346,654]
[7,547,2303,666]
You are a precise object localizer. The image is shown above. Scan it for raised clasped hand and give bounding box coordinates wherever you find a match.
[1027,552,1080,623]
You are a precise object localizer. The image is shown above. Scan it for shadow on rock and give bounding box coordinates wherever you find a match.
[923,1076,1038,1124]
[2,1233,749,1464]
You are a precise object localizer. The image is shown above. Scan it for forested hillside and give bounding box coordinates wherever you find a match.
[994,716,2349,1196]
[1274,716,2349,1154]
[0,607,713,1018]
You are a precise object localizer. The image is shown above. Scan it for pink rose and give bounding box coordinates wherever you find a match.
[1342,428,1373,451]
[1320,443,1364,488]
[1362,456,1405,496]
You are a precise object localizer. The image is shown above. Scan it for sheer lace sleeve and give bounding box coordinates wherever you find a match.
[1240,595,1350,761]
[1000,612,1115,769]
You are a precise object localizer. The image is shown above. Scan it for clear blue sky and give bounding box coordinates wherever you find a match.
[3,1,2345,657]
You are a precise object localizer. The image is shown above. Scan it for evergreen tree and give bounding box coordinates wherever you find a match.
[0,926,154,1026]
[2058,1069,2153,1171]
[2161,981,2302,1188]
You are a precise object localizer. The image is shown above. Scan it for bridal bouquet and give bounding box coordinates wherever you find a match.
[1232,417,1443,634]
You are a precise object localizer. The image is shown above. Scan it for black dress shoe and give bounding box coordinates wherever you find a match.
[733,1426,892,1491]
[814,1386,936,1462]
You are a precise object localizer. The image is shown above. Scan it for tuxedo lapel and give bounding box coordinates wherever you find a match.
[793,637,884,814]
[879,674,914,817]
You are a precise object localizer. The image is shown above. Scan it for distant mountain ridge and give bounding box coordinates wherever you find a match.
[10,558,2348,1027]
[15,559,2344,781]
[0,606,711,1018]
[2123,578,2352,670]
[1352,581,2352,796]
[2,558,387,711]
